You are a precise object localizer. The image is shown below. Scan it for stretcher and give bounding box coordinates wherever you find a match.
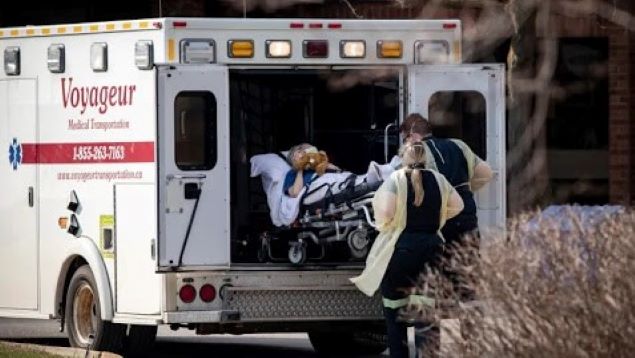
[251,153,381,264]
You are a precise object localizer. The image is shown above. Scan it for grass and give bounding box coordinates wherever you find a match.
[0,342,62,358]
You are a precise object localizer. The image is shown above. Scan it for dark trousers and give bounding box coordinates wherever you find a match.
[441,217,479,301]
[383,307,440,358]
[380,234,443,358]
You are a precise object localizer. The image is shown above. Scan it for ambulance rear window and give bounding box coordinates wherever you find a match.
[174,91,217,170]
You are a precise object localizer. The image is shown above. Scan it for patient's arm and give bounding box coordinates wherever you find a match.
[287,170,305,198]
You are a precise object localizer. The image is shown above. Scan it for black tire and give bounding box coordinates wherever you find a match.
[125,325,157,357]
[309,328,387,356]
[64,265,125,352]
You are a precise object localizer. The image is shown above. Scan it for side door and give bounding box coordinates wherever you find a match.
[157,65,230,270]
[407,64,506,230]
[0,79,38,311]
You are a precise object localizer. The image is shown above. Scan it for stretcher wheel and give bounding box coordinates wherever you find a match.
[347,228,370,259]
[288,242,307,265]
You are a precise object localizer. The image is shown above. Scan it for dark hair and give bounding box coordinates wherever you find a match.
[399,113,431,137]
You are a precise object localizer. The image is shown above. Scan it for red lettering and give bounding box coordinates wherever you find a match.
[89,87,98,107]
[61,77,72,108]
[108,87,117,107]
[99,87,108,114]
[80,87,88,114]
[71,88,79,108]
[60,78,138,114]
[128,85,136,106]
[118,86,127,106]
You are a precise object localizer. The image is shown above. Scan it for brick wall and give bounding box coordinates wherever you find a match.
[539,15,632,205]
[631,33,635,205]
[607,27,632,205]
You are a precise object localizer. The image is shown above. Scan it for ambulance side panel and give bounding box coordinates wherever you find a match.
[0,28,165,319]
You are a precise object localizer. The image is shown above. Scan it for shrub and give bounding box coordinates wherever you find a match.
[405,207,635,358]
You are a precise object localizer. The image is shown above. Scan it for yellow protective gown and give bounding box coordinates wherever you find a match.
[350,168,452,297]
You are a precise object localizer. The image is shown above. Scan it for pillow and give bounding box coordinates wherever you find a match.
[250,153,291,181]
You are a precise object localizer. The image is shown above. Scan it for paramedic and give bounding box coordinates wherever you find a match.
[400,113,493,298]
[372,142,464,357]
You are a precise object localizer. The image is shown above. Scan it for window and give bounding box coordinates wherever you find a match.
[428,91,487,159]
[174,91,217,170]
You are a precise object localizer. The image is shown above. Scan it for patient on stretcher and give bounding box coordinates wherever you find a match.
[250,143,393,227]
[282,143,386,200]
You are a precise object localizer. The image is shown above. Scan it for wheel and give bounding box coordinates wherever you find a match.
[64,265,125,352]
[309,327,387,356]
[288,242,307,265]
[257,233,270,263]
[347,228,370,259]
[125,324,157,357]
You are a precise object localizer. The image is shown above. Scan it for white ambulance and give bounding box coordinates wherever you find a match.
[0,17,505,354]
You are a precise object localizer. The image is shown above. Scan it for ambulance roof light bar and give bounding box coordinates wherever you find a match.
[340,40,365,58]
[181,39,215,64]
[266,40,291,58]
[228,40,254,58]
[4,46,20,75]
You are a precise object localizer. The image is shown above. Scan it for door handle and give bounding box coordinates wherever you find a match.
[28,186,34,207]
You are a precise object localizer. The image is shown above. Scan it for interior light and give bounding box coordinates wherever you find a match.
[4,47,20,75]
[340,40,365,58]
[90,42,108,72]
[135,40,154,70]
[266,40,291,58]
[377,40,402,59]
[180,39,215,64]
[47,44,65,73]
[303,40,328,58]
[415,40,449,64]
[228,40,254,58]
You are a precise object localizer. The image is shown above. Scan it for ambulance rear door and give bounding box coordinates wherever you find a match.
[157,65,230,270]
[407,64,506,231]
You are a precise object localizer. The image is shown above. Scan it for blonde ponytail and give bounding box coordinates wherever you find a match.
[411,169,424,207]
[400,141,427,207]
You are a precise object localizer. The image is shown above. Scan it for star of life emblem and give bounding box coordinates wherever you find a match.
[8,138,22,170]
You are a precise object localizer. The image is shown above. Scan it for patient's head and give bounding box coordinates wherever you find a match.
[286,143,317,164]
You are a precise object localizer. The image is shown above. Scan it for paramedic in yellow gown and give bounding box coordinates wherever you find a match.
[351,142,464,358]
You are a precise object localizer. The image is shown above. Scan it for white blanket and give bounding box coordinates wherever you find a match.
[250,154,304,227]
[250,153,395,227]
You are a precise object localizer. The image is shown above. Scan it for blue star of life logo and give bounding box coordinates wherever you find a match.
[8,138,22,170]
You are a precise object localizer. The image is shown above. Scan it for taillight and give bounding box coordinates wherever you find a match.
[303,40,328,58]
[179,285,196,303]
[199,284,216,303]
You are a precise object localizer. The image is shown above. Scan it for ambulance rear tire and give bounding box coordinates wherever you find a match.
[125,324,157,357]
[308,329,387,356]
[65,265,125,352]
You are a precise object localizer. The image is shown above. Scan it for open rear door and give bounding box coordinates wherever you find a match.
[408,64,506,231]
[157,65,230,270]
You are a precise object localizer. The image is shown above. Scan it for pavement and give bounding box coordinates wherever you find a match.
[0,318,397,357]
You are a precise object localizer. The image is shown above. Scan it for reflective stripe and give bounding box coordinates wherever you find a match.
[382,294,436,309]
[409,294,436,307]
[383,297,409,309]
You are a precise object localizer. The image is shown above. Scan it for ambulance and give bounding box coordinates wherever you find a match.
[0,17,505,353]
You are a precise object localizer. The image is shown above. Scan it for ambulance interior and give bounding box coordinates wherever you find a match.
[228,68,486,265]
